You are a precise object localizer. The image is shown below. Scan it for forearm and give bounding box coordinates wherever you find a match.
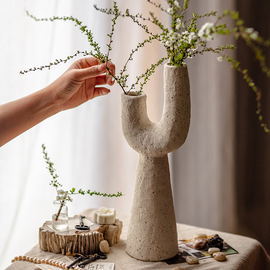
[0,57,114,147]
[0,86,59,147]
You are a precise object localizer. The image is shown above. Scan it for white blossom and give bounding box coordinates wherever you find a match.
[174,1,180,8]
[57,189,65,195]
[167,7,173,14]
[245,27,258,39]
[173,32,180,40]
[245,28,254,34]
[166,40,172,47]
[67,196,73,202]
[198,22,215,41]
[176,18,184,30]
[188,32,196,44]
[250,31,258,40]
[170,36,176,42]
[217,56,223,62]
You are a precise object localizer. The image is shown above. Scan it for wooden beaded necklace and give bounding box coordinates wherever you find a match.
[11,255,84,270]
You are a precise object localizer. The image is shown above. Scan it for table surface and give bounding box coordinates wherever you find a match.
[7,213,270,270]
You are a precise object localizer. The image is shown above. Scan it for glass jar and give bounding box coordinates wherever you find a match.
[52,200,68,231]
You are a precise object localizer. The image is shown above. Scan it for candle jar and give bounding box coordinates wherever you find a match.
[52,200,68,231]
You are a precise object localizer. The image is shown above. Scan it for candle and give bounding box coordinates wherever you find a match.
[93,207,116,225]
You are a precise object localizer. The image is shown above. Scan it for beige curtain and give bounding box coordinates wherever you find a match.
[171,0,237,232]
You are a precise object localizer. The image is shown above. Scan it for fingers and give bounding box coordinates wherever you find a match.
[72,63,107,81]
[73,57,115,74]
[106,61,116,75]
[73,57,99,69]
[79,57,115,73]
[91,87,111,99]
[95,74,115,86]
[72,60,115,84]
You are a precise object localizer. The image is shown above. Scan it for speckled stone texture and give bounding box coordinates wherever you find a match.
[121,64,190,261]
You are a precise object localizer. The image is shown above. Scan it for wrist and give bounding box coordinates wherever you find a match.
[41,84,63,114]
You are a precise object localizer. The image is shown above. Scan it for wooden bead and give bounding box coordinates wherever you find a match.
[99,240,110,253]
[11,254,68,269]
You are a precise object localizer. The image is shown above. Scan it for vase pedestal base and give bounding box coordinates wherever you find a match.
[126,154,178,261]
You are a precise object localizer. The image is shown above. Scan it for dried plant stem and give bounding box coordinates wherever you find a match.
[54,200,65,221]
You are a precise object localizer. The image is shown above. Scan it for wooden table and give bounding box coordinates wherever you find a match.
[7,214,270,270]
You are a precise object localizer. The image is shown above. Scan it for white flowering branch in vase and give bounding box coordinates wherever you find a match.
[95,0,270,131]
[42,144,122,229]
[22,0,270,132]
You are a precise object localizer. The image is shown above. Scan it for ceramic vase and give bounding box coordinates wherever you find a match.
[121,63,191,261]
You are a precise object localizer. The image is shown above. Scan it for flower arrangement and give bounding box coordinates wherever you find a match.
[22,0,270,131]
[42,144,122,221]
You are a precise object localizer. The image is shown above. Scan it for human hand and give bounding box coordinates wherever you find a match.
[48,57,115,111]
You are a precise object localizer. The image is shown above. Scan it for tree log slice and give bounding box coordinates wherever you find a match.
[39,218,123,255]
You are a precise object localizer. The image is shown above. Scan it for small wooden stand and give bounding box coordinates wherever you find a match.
[39,218,123,255]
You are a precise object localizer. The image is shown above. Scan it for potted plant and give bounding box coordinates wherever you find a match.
[42,144,122,231]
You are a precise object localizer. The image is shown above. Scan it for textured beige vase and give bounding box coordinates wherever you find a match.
[121,63,191,261]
